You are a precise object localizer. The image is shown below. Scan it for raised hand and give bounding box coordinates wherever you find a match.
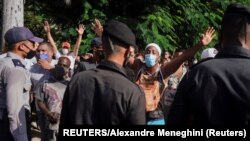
[200,27,215,46]
[76,24,85,35]
[43,21,51,33]
[91,18,103,37]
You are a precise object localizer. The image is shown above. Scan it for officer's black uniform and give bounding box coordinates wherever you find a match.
[168,46,250,125]
[60,60,146,125]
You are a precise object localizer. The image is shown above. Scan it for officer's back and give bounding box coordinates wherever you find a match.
[60,20,146,126]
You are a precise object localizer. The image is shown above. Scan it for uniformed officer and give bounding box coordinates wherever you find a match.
[0,27,43,141]
[168,3,250,125]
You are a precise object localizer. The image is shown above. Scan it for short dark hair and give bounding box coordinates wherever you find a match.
[7,43,17,51]
[7,40,28,51]
[38,42,53,52]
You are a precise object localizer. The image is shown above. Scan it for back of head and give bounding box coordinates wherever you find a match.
[221,3,250,46]
[102,20,136,54]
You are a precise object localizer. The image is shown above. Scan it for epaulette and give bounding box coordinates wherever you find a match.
[12,59,25,68]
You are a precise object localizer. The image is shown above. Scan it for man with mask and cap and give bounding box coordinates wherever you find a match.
[168,3,250,125]
[59,20,146,127]
[0,27,43,141]
[134,27,215,125]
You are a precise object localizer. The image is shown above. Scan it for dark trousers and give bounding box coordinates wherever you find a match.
[0,109,14,141]
[25,109,31,141]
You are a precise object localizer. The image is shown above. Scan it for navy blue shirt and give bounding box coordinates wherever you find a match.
[60,60,146,125]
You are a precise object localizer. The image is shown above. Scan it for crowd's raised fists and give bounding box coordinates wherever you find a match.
[43,20,51,33]
[200,27,215,46]
[91,18,103,37]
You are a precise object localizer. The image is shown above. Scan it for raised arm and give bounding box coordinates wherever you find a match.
[72,24,85,57]
[91,18,103,37]
[161,27,215,79]
[44,21,58,57]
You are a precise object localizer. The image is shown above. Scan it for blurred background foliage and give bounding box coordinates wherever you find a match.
[22,0,250,55]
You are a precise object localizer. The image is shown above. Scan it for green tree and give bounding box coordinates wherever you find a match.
[23,0,250,56]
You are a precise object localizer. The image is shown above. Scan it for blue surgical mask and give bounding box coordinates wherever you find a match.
[36,53,49,60]
[145,54,157,67]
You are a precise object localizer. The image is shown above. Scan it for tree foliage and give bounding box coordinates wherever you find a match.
[23,0,250,55]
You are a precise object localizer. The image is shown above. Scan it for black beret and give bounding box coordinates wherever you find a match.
[224,3,250,19]
[103,20,137,47]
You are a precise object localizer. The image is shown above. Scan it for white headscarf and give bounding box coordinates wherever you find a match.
[145,43,162,56]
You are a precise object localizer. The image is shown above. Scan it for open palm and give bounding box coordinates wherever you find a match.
[200,27,215,46]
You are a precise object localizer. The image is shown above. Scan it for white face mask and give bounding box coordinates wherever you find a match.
[62,48,69,55]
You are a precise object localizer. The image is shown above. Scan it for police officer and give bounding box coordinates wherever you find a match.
[59,20,146,127]
[168,3,250,125]
[0,27,43,141]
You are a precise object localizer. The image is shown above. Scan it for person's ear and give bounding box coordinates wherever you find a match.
[48,51,53,58]
[157,56,161,63]
[18,42,26,51]
[125,46,134,57]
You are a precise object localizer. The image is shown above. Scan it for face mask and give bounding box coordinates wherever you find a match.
[36,53,49,60]
[97,51,105,60]
[62,48,69,55]
[52,65,67,80]
[26,49,37,59]
[145,54,157,67]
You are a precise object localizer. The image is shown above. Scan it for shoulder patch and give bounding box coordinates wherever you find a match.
[12,59,25,68]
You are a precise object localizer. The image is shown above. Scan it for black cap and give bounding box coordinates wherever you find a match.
[103,20,137,47]
[4,27,44,45]
[224,3,250,19]
[91,37,102,48]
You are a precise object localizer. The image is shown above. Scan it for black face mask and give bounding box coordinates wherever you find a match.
[26,49,37,59]
[97,51,105,60]
[52,65,67,81]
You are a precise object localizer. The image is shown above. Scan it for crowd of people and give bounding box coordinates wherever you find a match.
[0,2,250,141]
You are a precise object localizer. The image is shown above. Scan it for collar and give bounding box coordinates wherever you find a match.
[97,60,128,78]
[7,52,27,66]
[216,46,250,59]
